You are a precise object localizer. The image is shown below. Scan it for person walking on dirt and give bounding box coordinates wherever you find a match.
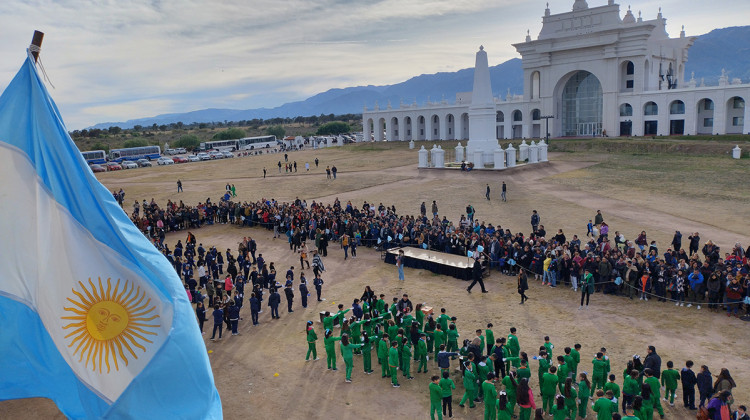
[501,181,507,202]
[397,250,405,281]
[486,184,491,200]
[467,258,487,293]
[177,179,182,193]
[531,210,540,233]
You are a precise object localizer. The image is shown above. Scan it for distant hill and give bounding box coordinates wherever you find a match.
[91,26,750,130]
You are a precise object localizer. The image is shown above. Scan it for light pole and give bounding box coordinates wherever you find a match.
[541,115,554,145]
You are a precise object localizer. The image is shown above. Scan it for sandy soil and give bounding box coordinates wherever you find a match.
[3,144,748,419]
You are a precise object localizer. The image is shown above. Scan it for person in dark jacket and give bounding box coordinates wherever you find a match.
[518,270,529,304]
[210,304,224,340]
[196,301,206,334]
[269,288,281,319]
[467,258,487,293]
[249,292,261,325]
[284,280,295,313]
[352,299,363,320]
[681,360,698,410]
[227,300,240,335]
[642,345,662,379]
[697,365,713,408]
[671,231,683,252]
[299,275,309,308]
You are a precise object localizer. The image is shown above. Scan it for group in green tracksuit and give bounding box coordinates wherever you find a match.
[485,324,495,356]
[340,334,363,382]
[305,321,318,361]
[446,323,459,353]
[644,368,664,417]
[603,374,621,403]
[555,356,569,393]
[536,351,551,394]
[324,329,341,370]
[551,395,567,420]
[639,383,655,420]
[507,328,520,367]
[433,325,446,361]
[361,332,377,373]
[563,377,577,419]
[592,352,609,390]
[501,372,518,415]
[661,362,680,406]
[401,338,414,379]
[378,334,390,378]
[578,373,592,419]
[592,389,618,420]
[439,371,456,418]
[496,391,513,420]
[429,376,443,420]
[388,341,400,387]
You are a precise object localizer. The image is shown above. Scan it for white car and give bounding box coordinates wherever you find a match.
[176,148,187,154]
[157,157,174,165]
[197,152,211,161]
[187,155,200,162]
[121,161,138,169]
[221,151,234,158]
[164,148,178,155]
[209,150,224,159]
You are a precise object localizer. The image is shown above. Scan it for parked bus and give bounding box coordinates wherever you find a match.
[199,136,279,152]
[81,150,107,164]
[109,146,161,162]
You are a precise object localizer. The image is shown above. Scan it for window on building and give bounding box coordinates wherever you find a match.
[644,102,658,116]
[703,99,714,110]
[733,117,744,126]
[620,103,633,117]
[496,112,504,122]
[626,80,634,89]
[626,61,635,75]
[532,109,541,120]
[733,98,745,109]
[670,101,685,115]
[703,118,713,127]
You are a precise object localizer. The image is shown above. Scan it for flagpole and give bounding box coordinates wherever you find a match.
[30,30,44,63]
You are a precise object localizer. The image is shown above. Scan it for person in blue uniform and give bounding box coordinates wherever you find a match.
[269,288,281,319]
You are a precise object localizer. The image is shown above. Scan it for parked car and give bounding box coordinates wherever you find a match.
[121,161,138,169]
[137,158,152,167]
[105,162,122,171]
[89,164,106,173]
[221,151,234,158]
[187,155,200,162]
[176,148,187,154]
[209,150,224,159]
[164,148,178,155]
[197,152,211,161]
[157,157,174,165]
[172,156,188,163]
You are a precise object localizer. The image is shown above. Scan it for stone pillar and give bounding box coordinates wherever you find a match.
[744,103,750,135]
[506,143,517,167]
[538,139,548,162]
[385,118,393,141]
[528,141,538,163]
[522,122,530,139]
[409,140,415,149]
[430,144,438,167]
[434,146,445,167]
[494,146,506,170]
[519,140,529,161]
[418,146,429,168]
[455,142,465,162]
[473,150,485,169]
[733,145,742,159]
[505,120,512,140]
[363,116,372,142]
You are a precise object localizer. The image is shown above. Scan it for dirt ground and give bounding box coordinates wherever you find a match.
[3,143,749,419]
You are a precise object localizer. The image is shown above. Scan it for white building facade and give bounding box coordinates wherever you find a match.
[363,0,749,145]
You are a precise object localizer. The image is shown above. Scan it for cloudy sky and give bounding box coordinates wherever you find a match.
[1,0,748,129]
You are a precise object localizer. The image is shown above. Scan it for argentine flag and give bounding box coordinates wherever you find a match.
[0,54,222,418]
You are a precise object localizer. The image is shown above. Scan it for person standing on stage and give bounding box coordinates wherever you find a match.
[397,250,405,281]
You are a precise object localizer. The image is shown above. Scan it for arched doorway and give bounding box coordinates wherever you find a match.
[445,114,455,140]
[561,71,602,136]
[696,98,714,135]
[404,116,412,140]
[726,97,745,134]
[512,110,523,139]
[430,115,440,140]
[619,103,633,136]
[390,117,399,140]
[669,100,685,135]
[417,116,426,140]
[376,118,385,141]
[496,111,505,139]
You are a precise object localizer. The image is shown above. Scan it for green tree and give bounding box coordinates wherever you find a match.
[108,126,122,135]
[316,121,350,135]
[174,134,200,149]
[123,138,149,148]
[90,141,110,153]
[212,127,246,140]
[266,125,286,138]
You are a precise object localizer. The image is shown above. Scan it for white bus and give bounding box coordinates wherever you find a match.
[199,135,279,152]
[109,146,161,162]
[81,150,107,164]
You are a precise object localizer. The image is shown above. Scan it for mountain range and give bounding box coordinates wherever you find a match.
[91,26,750,130]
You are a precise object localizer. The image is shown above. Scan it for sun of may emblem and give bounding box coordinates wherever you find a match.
[62,277,160,373]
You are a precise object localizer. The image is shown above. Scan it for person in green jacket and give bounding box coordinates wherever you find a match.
[429,375,444,420]
[643,368,664,417]
[459,361,478,408]
[416,333,429,373]
[497,391,513,420]
[424,317,436,353]
[433,324,446,361]
[415,303,425,330]
[501,370,518,416]
[322,311,336,332]
[401,338,414,379]
[551,395,567,420]
[623,403,640,420]
[517,358,532,383]
[378,333,390,378]
[375,294,386,314]
[361,332,377,373]
[543,336,554,362]
[437,308,450,332]
[305,321,318,361]
[542,366,559,415]
[482,372,498,420]
[564,347,576,377]
[324,329,341,370]
[556,356,569,393]
[563,377,578,419]
[535,351,551,394]
[388,340,400,387]
[638,384,654,420]
[622,369,641,413]
[592,352,608,390]
[578,372,592,419]
[447,323,460,353]
[604,374,621,401]
[570,344,582,377]
[660,361,680,406]
[475,329,485,356]
[340,334,363,382]
[334,304,350,325]
[592,389,617,420]
[507,327,520,366]
[485,323,495,356]
[439,370,456,418]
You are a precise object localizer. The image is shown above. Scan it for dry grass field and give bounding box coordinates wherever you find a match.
[3,140,749,419]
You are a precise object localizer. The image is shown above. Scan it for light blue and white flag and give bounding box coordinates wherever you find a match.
[0,53,222,419]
